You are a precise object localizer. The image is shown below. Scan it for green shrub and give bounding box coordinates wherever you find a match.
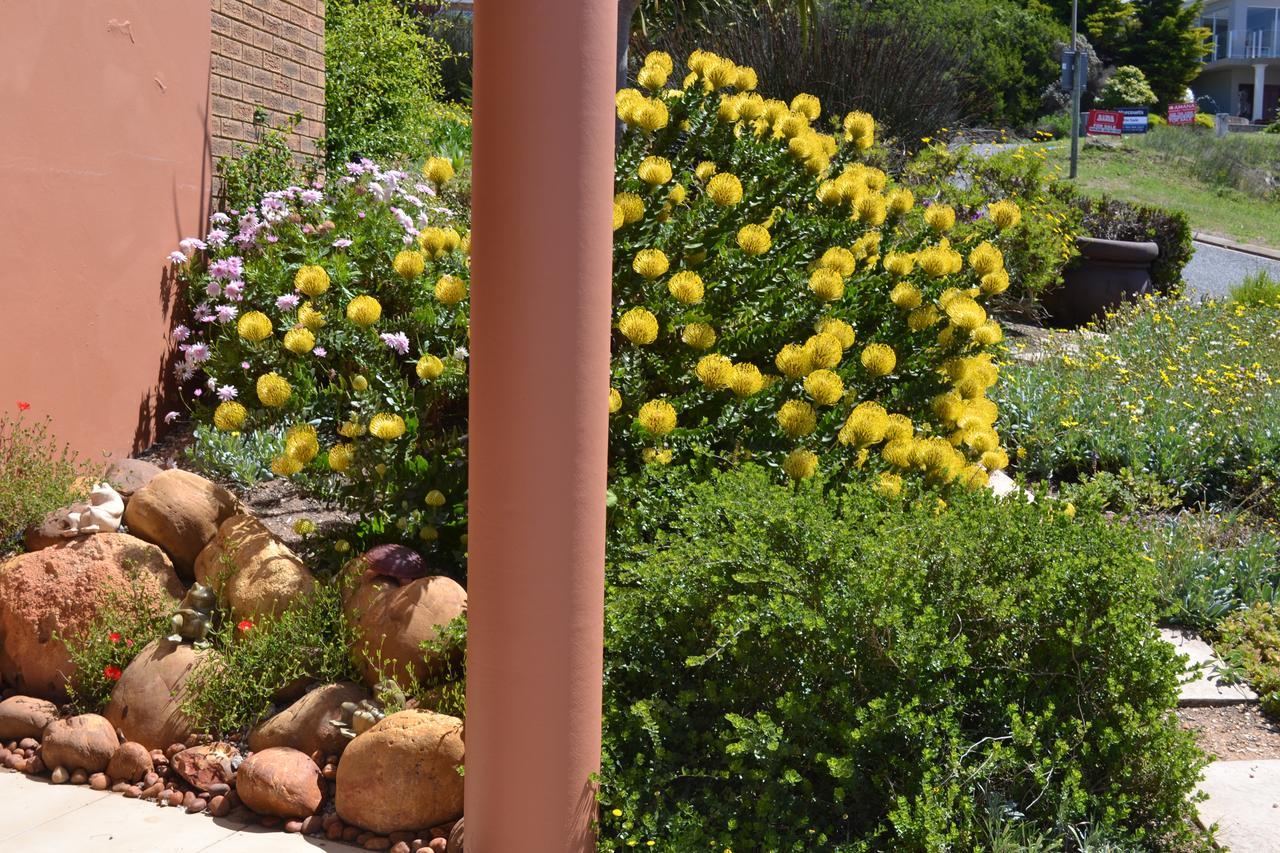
[1098,66,1158,108]
[997,294,1280,505]
[1230,270,1280,306]
[1215,603,1280,715]
[216,109,315,213]
[325,0,452,167]
[600,465,1206,850]
[0,404,96,550]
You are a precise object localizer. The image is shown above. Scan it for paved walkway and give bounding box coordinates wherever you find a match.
[1198,759,1280,852]
[0,769,360,853]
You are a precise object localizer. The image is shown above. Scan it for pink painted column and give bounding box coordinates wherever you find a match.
[466,0,618,851]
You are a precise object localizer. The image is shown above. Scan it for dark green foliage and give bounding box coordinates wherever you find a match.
[1119,0,1209,107]
[216,109,315,213]
[325,0,451,168]
[600,465,1206,851]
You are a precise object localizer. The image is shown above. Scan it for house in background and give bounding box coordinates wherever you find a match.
[1194,0,1280,121]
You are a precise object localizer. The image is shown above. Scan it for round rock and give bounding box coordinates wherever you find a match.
[122,468,239,578]
[104,458,163,499]
[171,742,238,792]
[345,575,466,689]
[42,714,119,774]
[248,682,370,758]
[236,747,324,819]
[194,515,315,623]
[103,639,215,751]
[106,741,154,783]
[0,695,59,740]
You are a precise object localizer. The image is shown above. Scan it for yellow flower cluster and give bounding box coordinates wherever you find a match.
[213,401,247,431]
[237,311,273,342]
[283,327,315,355]
[422,156,455,186]
[294,265,330,296]
[256,373,291,407]
[637,399,677,436]
[369,413,406,440]
[393,250,426,279]
[418,226,463,258]
[619,307,659,345]
[347,295,382,327]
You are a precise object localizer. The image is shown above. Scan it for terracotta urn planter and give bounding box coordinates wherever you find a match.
[1045,236,1160,327]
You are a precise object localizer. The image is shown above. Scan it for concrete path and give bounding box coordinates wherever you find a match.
[1184,239,1280,300]
[1161,628,1259,706]
[0,769,361,853]
[1198,760,1280,852]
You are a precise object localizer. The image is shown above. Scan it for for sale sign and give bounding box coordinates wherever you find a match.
[1118,107,1150,133]
[1086,110,1124,136]
[1168,102,1197,125]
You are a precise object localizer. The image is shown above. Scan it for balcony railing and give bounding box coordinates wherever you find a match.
[1207,27,1280,61]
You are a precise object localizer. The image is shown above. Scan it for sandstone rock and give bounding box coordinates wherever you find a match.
[22,507,87,551]
[122,469,239,578]
[103,639,214,750]
[41,714,118,774]
[171,742,238,792]
[104,458,163,499]
[335,710,464,834]
[194,515,315,623]
[236,747,323,818]
[345,575,466,688]
[106,741,153,783]
[0,695,58,740]
[0,534,184,700]
[248,682,369,758]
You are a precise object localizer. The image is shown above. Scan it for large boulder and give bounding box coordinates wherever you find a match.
[248,682,369,757]
[335,710,465,834]
[0,695,59,740]
[236,747,323,818]
[122,469,238,578]
[0,534,184,700]
[42,714,118,773]
[345,573,466,688]
[103,639,214,751]
[105,741,153,783]
[171,742,238,791]
[194,515,315,623]
[104,458,164,499]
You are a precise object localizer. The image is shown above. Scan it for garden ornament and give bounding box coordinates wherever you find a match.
[168,582,217,646]
[361,543,431,586]
[329,679,407,740]
[62,483,125,536]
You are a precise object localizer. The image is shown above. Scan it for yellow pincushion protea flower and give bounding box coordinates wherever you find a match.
[932,391,966,426]
[886,188,915,215]
[971,320,1004,346]
[682,322,717,350]
[737,224,772,255]
[980,270,1011,295]
[856,194,887,227]
[642,447,675,466]
[883,251,915,277]
[815,317,855,349]
[782,448,819,481]
[694,160,718,183]
[667,271,704,305]
[819,247,856,277]
[612,203,625,231]
[988,200,1022,230]
[285,423,320,464]
[637,399,677,437]
[294,264,331,296]
[776,400,817,437]
[618,307,659,345]
[808,268,844,302]
[968,242,1004,276]
[805,332,843,369]
[435,274,468,305]
[695,353,734,389]
[338,420,366,438]
[730,362,764,397]
[418,227,448,256]
[956,397,999,430]
[608,388,622,414]
[369,413,406,440]
[908,305,941,331]
[632,248,670,279]
[423,156,455,185]
[213,401,247,431]
[890,282,922,311]
[393,250,426,279]
[881,439,916,469]
[843,111,875,148]
[271,455,304,477]
[736,65,759,90]
[860,343,897,377]
[789,93,821,121]
[916,246,954,278]
[924,204,956,232]
[237,311,273,342]
[803,369,844,406]
[775,343,812,379]
[283,326,315,355]
[328,443,356,472]
[668,185,688,206]
[961,465,990,490]
[981,447,1010,471]
[256,373,291,407]
[299,301,326,330]
[351,374,369,392]
[416,354,445,380]
[706,172,744,206]
[874,472,904,498]
[615,192,645,224]
[346,295,382,327]
[637,156,673,186]
[945,295,987,331]
[425,489,447,508]
[839,401,889,446]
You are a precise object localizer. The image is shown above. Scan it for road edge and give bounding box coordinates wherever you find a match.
[1192,232,1280,262]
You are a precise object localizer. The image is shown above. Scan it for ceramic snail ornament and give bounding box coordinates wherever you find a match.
[62,483,125,536]
[168,582,217,646]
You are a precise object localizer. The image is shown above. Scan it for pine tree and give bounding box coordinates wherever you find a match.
[1121,0,1210,106]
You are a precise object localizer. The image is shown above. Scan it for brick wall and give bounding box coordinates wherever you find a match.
[210,0,325,166]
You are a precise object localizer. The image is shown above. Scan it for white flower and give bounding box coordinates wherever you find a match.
[217,385,238,401]
[164,411,180,424]
[167,251,188,264]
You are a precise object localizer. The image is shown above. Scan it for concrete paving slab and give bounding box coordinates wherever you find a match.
[0,771,113,842]
[1198,759,1280,852]
[1160,628,1258,706]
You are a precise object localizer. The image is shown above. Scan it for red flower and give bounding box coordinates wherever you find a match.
[237,619,254,633]
[108,632,122,644]
[103,665,123,681]
[16,401,30,411]
[125,638,135,648]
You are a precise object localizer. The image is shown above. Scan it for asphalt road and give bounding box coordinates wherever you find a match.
[1183,240,1280,299]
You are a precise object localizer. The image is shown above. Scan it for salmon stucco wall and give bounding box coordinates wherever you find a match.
[0,2,211,460]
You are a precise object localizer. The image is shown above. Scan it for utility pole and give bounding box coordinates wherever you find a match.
[1069,0,1082,179]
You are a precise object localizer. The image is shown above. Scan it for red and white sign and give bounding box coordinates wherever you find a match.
[1168,102,1197,125]
[1086,110,1124,136]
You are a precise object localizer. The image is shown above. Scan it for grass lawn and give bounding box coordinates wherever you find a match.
[1026,135,1280,250]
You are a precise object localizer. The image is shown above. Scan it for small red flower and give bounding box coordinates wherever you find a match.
[237,619,254,633]
[125,638,135,648]
[103,665,123,681]
[17,401,30,411]
[108,632,122,644]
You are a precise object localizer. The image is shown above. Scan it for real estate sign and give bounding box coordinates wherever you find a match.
[1085,110,1124,136]
[1117,107,1149,133]
[1168,102,1197,125]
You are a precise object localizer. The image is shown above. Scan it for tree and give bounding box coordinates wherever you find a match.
[1097,65,1158,107]
[1120,0,1210,107]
